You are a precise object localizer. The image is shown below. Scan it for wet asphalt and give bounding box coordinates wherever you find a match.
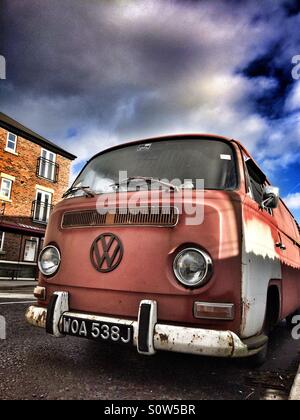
[0,297,299,400]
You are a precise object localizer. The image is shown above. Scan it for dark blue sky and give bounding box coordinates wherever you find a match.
[1,0,300,220]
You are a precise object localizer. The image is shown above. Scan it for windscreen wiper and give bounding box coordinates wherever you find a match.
[62,185,95,198]
[112,176,180,192]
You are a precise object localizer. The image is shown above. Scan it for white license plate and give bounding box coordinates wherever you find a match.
[61,315,133,346]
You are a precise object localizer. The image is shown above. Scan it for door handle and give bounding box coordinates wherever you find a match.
[276,242,286,251]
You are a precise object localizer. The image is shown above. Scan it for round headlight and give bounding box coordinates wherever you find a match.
[173,248,213,288]
[38,245,61,277]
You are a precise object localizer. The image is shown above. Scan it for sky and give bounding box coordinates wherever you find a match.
[1,0,300,220]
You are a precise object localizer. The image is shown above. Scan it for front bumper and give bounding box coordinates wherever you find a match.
[25,292,259,358]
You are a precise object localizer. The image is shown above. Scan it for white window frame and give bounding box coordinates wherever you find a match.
[33,189,53,224]
[39,148,57,182]
[0,178,13,200]
[0,231,5,251]
[23,237,39,262]
[5,132,18,154]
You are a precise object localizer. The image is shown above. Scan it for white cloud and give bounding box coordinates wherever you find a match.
[66,129,120,182]
[262,152,300,173]
[283,193,300,210]
[1,0,300,178]
[285,81,300,112]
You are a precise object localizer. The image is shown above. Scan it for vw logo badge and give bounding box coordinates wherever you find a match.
[90,233,124,273]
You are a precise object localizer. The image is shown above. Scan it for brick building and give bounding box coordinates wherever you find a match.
[0,112,76,281]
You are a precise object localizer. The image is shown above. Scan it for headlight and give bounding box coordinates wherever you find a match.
[173,248,213,288]
[38,245,61,277]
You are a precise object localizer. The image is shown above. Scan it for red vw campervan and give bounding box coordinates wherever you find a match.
[26,135,300,365]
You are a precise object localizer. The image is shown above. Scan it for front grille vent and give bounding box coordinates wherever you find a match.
[62,207,178,228]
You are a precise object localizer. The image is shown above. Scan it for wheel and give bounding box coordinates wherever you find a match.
[286,309,300,329]
[249,344,268,367]
[248,306,271,368]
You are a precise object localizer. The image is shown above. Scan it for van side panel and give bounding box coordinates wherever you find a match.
[241,197,282,338]
[274,202,300,318]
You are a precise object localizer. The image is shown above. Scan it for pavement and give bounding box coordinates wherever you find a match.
[290,365,300,400]
[0,291,299,400]
[0,281,36,291]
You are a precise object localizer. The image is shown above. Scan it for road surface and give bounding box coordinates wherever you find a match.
[0,293,299,400]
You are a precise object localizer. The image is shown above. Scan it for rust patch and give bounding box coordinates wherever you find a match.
[25,307,47,328]
[36,311,46,325]
[159,333,169,343]
[241,298,254,335]
[243,299,252,312]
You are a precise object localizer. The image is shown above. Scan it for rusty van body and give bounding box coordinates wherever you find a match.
[26,135,300,364]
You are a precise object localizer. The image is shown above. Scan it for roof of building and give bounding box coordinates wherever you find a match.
[0,112,77,160]
[0,219,46,237]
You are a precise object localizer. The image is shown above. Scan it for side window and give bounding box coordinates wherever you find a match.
[247,166,264,204]
[39,149,57,182]
[23,238,39,262]
[5,132,17,154]
[244,157,273,215]
[33,190,53,223]
[0,177,13,200]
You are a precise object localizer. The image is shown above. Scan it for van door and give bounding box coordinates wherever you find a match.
[241,157,282,338]
[274,202,300,318]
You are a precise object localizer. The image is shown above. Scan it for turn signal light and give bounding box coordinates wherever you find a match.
[34,286,46,301]
[194,302,235,320]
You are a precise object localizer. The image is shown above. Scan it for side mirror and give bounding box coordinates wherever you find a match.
[262,186,280,209]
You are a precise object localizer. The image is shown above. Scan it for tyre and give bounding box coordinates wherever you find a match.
[248,287,280,367]
[249,344,268,368]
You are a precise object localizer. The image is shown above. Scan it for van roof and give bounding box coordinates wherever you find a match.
[88,133,234,162]
[125,133,233,144]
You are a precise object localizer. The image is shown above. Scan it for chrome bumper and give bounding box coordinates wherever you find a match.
[25,292,255,358]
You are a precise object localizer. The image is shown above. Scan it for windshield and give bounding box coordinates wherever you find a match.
[73,138,238,194]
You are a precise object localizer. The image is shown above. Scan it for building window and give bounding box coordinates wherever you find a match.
[0,178,12,200]
[0,231,5,251]
[38,149,58,182]
[32,190,53,224]
[23,238,39,262]
[6,132,17,153]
